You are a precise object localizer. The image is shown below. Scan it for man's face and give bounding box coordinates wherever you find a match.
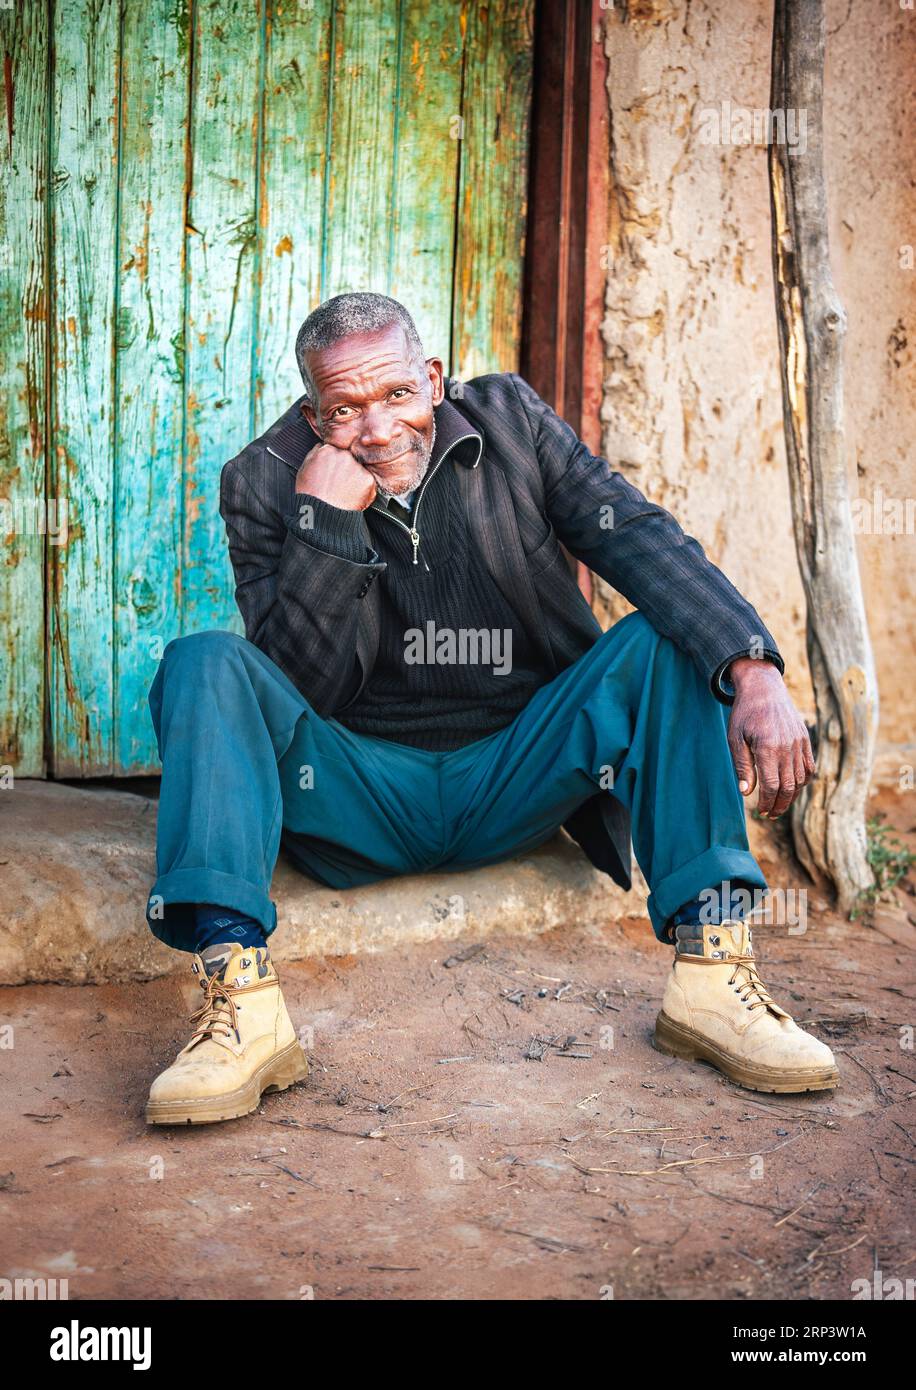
[302,323,444,497]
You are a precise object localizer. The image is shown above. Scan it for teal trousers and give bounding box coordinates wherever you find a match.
[146,611,766,951]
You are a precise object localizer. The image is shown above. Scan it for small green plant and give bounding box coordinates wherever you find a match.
[850,815,916,920]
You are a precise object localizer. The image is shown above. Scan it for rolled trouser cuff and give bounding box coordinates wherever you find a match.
[146,868,278,953]
[646,847,767,942]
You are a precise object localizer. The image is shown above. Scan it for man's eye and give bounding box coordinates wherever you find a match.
[390,388,409,399]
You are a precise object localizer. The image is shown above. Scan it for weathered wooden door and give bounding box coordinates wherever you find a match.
[0,0,533,777]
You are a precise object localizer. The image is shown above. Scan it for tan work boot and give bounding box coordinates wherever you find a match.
[146,943,309,1125]
[653,921,838,1093]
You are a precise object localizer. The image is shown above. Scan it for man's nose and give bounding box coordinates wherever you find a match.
[358,404,396,449]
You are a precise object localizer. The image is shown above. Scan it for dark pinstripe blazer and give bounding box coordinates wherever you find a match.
[220,372,782,889]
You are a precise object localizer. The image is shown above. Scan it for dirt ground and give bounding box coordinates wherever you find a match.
[1,796,914,1302]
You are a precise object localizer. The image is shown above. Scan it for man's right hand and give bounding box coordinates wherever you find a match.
[295,442,377,511]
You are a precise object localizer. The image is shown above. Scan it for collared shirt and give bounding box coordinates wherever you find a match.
[387,488,416,514]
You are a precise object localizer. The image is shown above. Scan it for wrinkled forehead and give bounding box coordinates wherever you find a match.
[305,324,423,403]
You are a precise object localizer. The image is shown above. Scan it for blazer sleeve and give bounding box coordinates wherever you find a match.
[219,455,385,713]
[509,374,783,703]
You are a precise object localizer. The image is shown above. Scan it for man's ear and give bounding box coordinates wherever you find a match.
[425,357,445,406]
[300,399,321,437]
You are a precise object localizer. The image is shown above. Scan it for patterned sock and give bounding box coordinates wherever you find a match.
[194,903,267,955]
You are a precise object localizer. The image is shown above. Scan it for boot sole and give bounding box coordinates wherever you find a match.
[653,1012,839,1094]
[146,1041,310,1126]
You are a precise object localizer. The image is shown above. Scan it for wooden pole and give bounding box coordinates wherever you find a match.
[768,0,878,913]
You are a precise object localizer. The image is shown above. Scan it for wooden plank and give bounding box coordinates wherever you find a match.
[112,0,190,772]
[5,0,536,775]
[452,0,534,380]
[257,0,466,429]
[387,0,465,362]
[320,0,400,302]
[48,0,122,775]
[519,0,593,427]
[182,0,263,638]
[0,1,48,777]
[253,0,332,434]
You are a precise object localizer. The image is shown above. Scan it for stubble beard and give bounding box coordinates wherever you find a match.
[371,418,436,501]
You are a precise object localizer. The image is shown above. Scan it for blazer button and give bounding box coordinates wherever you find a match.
[357,581,370,598]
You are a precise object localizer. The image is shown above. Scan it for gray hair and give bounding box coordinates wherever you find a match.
[295,293,426,405]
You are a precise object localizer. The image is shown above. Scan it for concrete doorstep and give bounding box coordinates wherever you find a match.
[0,781,647,985]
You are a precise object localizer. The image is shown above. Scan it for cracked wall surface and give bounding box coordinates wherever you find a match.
[594,0,915,768]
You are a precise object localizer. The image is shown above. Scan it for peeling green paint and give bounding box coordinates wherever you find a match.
[168,327,185,385]
[168,0,192,62]
[3,0,533,776]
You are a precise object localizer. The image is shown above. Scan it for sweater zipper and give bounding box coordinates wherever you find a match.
[371,454,444,569]
[271,440,433,565]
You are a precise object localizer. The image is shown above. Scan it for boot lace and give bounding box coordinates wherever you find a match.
[728,954,778,1013]
[189,974,241,1045]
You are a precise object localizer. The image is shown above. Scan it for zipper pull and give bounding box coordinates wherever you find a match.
[409,528,420,565]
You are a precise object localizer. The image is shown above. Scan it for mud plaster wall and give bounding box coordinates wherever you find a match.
[593,0,915,770]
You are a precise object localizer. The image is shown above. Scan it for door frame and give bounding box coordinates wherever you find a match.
[520,0,609,456]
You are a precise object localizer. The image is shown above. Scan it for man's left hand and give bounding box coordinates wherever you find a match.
[726,658,816,818]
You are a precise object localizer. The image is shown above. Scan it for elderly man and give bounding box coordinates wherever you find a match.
[144,292,837,1126]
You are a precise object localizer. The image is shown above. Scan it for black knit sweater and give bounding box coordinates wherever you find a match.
[299,457,551,751]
